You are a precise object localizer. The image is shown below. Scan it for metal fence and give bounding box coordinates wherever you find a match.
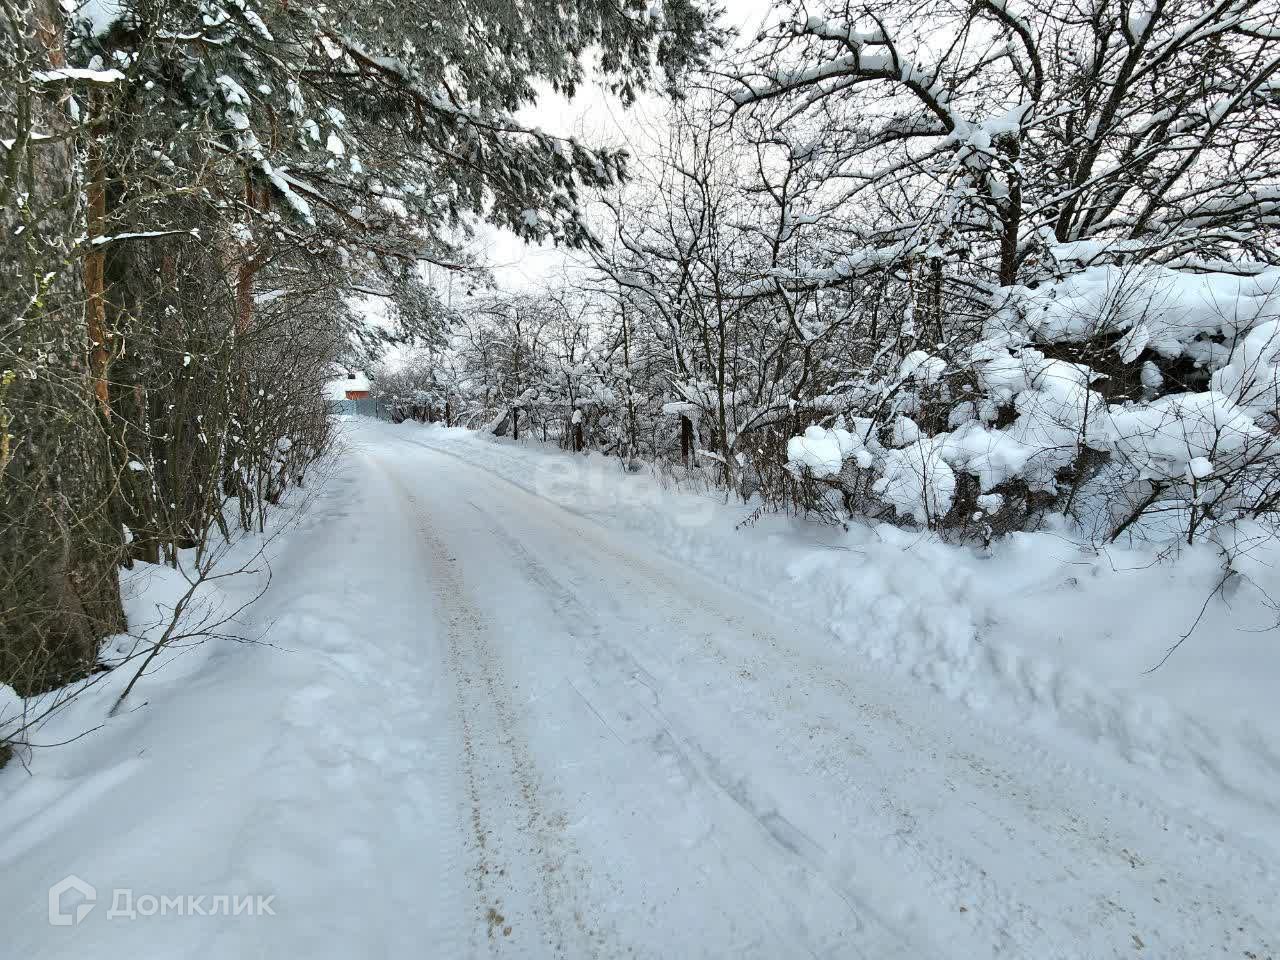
[334,396,392,419]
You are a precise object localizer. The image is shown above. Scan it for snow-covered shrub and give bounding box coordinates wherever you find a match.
[0,682,22,767]
[874,439,957,526]
[1211,320,1280,417]
[787,425,874,478]
[1093,392,1272,482]
[778,266,1280,546]
[708,0,1280,547]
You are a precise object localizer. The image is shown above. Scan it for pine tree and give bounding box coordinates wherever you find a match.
[1,0,126,693]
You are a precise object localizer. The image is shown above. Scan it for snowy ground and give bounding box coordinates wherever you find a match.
[3,417,1278,959]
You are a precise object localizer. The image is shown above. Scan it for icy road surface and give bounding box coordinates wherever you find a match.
[6,418,1277,959]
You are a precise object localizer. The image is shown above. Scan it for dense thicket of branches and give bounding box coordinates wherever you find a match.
[2,0,127,693]
[412,0,1280,555]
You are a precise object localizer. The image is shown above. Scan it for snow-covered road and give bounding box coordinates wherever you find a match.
[6,419,1277,959]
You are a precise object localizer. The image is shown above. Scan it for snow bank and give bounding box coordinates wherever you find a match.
[0,449,470,958]
[76,0,126,36]
[0,683,22,745]
[403,421,1280,833]
[0,483,311,771]
[1211,318,1280,415]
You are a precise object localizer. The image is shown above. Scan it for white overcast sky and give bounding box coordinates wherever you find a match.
[481,0,780,290]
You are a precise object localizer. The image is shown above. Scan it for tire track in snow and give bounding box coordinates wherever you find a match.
[461,494,926,960]
[407,430,1280,861]
[382,461,616,958]
[426,444,1278,960]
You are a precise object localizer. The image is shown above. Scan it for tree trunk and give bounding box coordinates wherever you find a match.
[84,92,111,417]
[0,0,125,693]
[235,173,266,336]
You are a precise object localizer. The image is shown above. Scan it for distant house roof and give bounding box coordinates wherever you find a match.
[325,371,372,401]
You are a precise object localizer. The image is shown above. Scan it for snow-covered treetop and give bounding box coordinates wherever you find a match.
[725,0,1280,296]
[69,0,722,295]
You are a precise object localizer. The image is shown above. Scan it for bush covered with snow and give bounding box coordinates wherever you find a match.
[778,265,1280,549]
